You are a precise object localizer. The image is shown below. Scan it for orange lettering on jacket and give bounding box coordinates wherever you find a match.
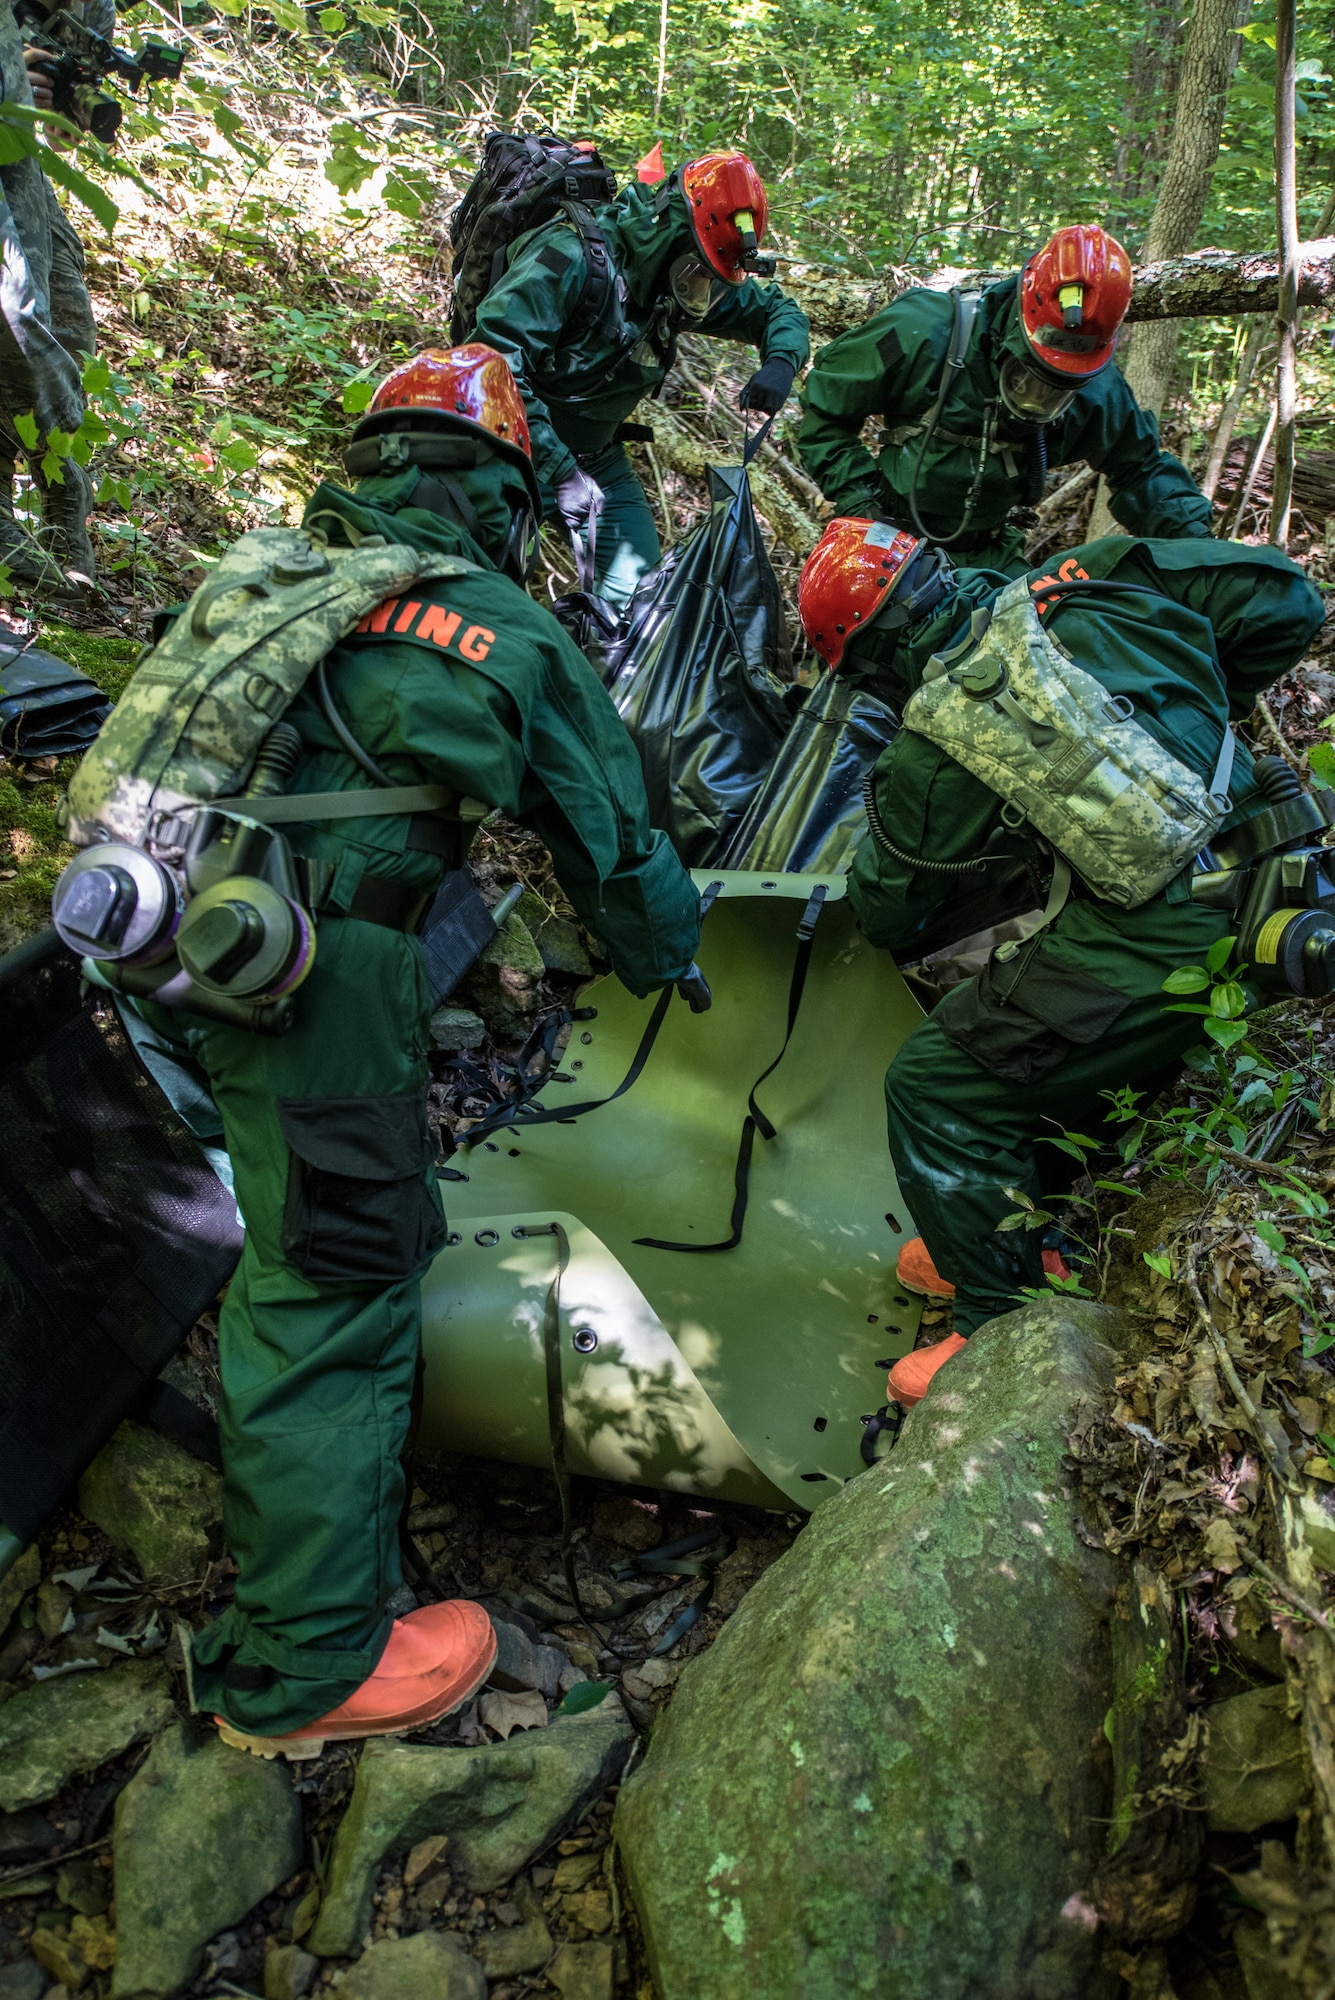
[1030,559,1089,616]
[416,605,462,649]
[458,624,495,663]
[352,598,497,663]
[355,596,401,635]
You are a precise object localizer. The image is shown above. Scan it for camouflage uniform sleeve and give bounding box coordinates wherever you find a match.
[699,279,810,371]
[1062,370,1213,539]
[470,228,589,506]
[795,293,946,519]
[80,0,118,40]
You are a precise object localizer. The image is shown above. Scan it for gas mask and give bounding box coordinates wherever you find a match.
[667,254,716,322]
[997,353,1078,427]
[51,723,317,1034]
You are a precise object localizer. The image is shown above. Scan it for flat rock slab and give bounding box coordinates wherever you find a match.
[0,1660,176,1812]
[616,1298,1123,2000]
[341,1933,484,2000]
[309,1696,631,1956]
[548,1940,614,2000]
[1202,1684,1308,1832]
[113,1721,302,1998]
[78,1420,222,1588]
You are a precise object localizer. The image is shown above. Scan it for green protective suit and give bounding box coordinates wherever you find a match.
[847,535,1324,1335]
[138,466,701,1736]
[796,277,1214,575]
[471,179,810,607]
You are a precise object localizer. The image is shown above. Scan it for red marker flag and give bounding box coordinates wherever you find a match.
[636,142,666,184]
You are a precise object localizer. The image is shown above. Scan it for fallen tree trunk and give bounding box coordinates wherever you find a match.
[642,399,822,557]
[784,237,1335,340]
[1214,433,1335,528]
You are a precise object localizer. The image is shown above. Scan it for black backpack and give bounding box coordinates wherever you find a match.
[449,132,618,344]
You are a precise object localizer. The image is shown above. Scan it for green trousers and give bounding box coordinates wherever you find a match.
[884,888,1235,1335]
[134,917,444,1734]
[557,440,661,611]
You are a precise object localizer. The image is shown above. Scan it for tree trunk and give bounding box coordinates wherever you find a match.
[1270,0,1299,548]
[1200,318,1269,501]
[1093,1562,1202,1943]
[1219,401,1278,537]
[1088,0,1248,536]
[1123,0,1251,416]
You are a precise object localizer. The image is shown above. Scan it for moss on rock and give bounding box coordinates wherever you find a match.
[616,1297,1125,2000]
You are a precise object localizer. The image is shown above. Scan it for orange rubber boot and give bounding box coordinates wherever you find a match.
[215,1600,497,1760]
[887,1332,968,1409]
[895,1237,955,1300]
[1042,1248,1071,1283]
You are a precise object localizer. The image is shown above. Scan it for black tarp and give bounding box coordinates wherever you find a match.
[719,673,898,875]
[560,465,793,866]
[556,466,906,877]
[0,930,242,1544]
[0,644,111,759]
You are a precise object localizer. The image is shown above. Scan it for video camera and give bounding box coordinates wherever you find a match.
[15,0,184,145]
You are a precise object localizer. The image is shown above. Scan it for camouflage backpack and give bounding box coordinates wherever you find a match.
[65,523,474,849]
[899,575,1236,909]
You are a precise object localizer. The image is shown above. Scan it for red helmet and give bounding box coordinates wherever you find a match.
[680,152,769,284]
[1019,226,1132,382]
[355,345,541,508]
[798,519,922,672]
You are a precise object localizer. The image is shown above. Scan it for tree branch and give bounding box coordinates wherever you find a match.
[784,240,1335,341]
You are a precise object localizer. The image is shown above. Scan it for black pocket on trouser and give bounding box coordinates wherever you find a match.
[934,941,1134,1086]
[278,1092,445,1284]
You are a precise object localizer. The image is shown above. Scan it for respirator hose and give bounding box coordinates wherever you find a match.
[862,773,988,875]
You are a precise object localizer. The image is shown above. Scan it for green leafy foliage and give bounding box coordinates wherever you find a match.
[1161,939,1253,1053]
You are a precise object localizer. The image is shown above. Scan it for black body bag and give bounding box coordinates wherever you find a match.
[719,672,899,875]
[557,465,794,866]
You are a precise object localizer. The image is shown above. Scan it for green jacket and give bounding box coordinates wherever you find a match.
[848,536,1326,958]
[280,478,701,995]
[797,279,1214,571]
[471,181,811,503]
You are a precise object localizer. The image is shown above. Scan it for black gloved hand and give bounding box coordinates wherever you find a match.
[676,963,712,1013]
[738,358,796,416]
[554,464,605,542]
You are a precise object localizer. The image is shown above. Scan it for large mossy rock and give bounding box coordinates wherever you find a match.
[112,1722,303,1997]
[1202,1685,1308,1832]
[78,1420,222,1587]
[616,1298,1123,2000]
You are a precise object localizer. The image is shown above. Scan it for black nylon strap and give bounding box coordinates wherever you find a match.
[517,1220,594,1628]
[463,879,726,1146]
[637,885,827,1254]
[742,411,778,467]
